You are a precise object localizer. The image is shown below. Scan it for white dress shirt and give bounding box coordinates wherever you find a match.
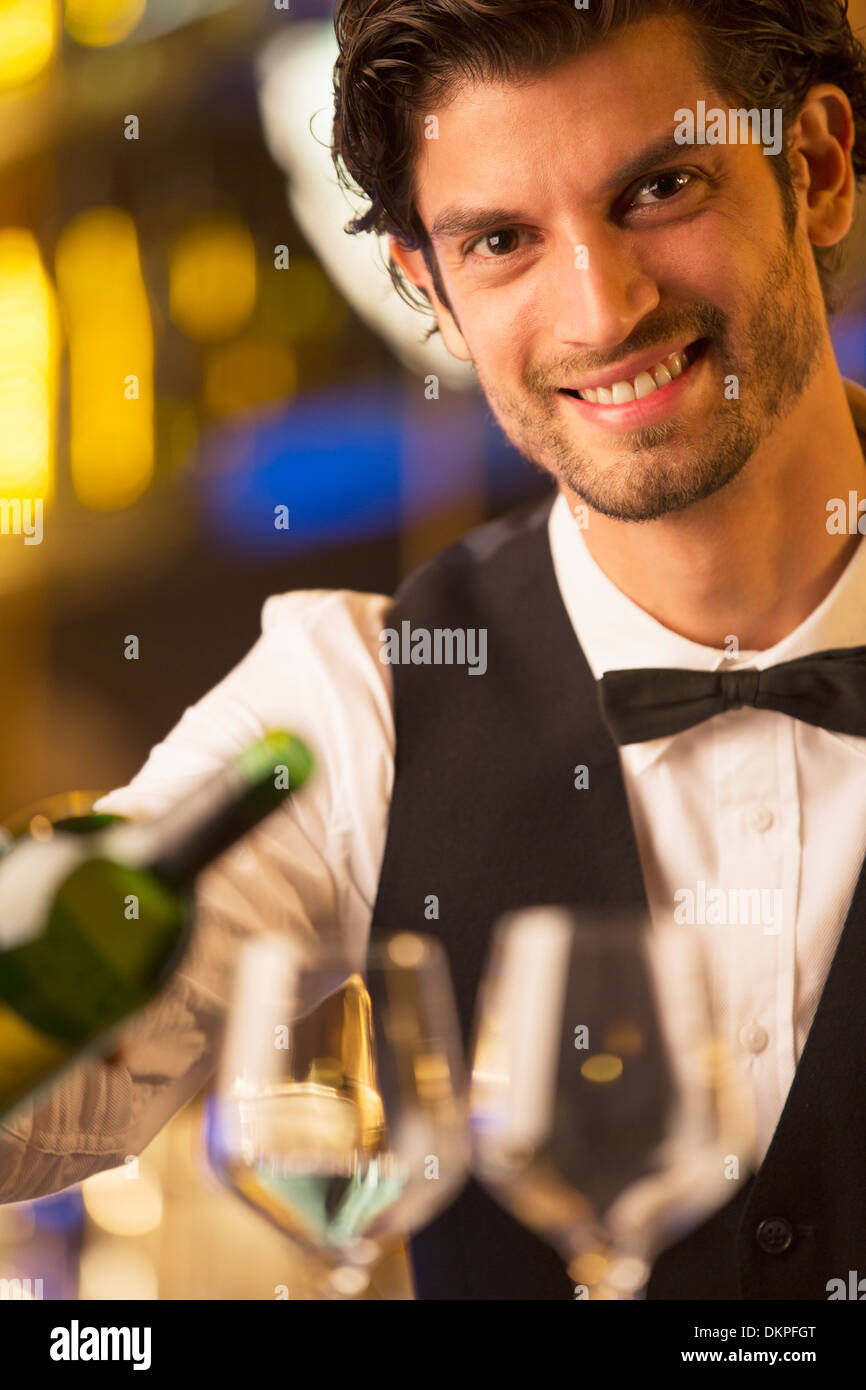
[3,381,866,1200]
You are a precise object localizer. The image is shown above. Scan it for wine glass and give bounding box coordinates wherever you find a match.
[469,906,755,1299]
[205,930,470,1298]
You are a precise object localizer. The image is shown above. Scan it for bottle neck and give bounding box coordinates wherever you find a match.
[93,734,310,891]
[140,771,287,890]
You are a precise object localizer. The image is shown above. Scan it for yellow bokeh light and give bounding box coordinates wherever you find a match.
[203,336,296,418]
[0,0,57,91]
[568,1250,610,1286]
[170,217,258,343]
[387,932,428,968]
[0,229,59,505]
[28,815,54,841]
[64,0,146,48]
[55,207,154,510]
[580,1052,624,1084]
[82,1162,163,1236]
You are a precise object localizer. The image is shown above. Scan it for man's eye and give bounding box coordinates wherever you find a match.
[630,170,694,207]
[467,228,523,259]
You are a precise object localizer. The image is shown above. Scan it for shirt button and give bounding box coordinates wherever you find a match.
[755,1217,794,1254]
[739,1022,769,1053]
[743,805,774,833]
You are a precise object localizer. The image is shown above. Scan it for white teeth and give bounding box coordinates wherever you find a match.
[653,363,672,388]
[574,345,699,403]
[633,370,658,399]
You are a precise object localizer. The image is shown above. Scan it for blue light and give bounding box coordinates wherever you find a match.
[197,385,403,554]
[831,313,866,383]
[195,381,534,558]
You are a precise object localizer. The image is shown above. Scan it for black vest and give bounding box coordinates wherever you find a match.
[369,493,866,1299]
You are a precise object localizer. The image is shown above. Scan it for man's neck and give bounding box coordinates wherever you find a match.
[562,363,866,651]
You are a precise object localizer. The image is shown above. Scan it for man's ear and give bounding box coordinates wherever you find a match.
[786,84,856,248]
[388,235,472,361]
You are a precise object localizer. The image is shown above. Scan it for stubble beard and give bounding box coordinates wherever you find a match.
[472,231,826,523]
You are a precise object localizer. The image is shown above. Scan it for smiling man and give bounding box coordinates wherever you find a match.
[5,0,866,1304]
[329,0,866,1298]
[346,2,866,648]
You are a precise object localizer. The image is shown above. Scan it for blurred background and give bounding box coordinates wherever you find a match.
[0,0,865,1300]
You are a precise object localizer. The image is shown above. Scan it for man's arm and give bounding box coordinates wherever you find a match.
[0,588,394,1202]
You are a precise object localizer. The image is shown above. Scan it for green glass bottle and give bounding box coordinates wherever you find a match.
[0,731,313,1120]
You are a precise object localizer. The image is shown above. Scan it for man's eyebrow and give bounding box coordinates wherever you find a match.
[431,204,528,243]
[429,132,697,244]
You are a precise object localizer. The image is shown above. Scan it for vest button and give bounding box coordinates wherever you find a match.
[755,1217,793,1253]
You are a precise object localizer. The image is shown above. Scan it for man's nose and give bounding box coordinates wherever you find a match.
[549,228,660,351]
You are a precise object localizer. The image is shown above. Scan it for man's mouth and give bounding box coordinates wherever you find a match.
[560,338,710,405]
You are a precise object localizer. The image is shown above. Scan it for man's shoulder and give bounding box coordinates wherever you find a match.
[259,586,392,639]
[257,589,395,672]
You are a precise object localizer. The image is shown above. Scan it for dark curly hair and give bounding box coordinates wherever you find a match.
[331,0,866,328]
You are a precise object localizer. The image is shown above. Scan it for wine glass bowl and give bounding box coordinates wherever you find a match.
[205,930,470,1298]
[469,906,755,1299]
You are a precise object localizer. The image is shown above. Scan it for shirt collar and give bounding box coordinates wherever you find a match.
[548,377,866,774]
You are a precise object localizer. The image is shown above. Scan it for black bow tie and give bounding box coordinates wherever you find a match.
[597,645,866,746]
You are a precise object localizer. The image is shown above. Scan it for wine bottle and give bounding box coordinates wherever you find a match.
[0,731,313,1121]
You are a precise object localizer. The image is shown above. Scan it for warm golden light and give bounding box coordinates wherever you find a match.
[28,815,53,841]
[0,229,59,506]
[603,1023,643,1055]
[388,933,428,968]
[413,1051,451,1102]
[82,1163,163,1236]
[64,0,146,48]
[569,1249,610,1286]
[203,336,296,418]
[170,217,258,343]
[55,207,154,509]
[580,1052,624,1084]
[0,0,58,90]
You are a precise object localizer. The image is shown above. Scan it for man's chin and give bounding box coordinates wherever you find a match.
[569,465,749,523]
[556,446,744,522]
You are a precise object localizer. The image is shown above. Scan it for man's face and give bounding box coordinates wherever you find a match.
[405,15,827,522]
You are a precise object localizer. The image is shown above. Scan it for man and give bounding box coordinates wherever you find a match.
[3,0,866,1299]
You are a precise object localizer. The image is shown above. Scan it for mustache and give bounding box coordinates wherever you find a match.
[531,303,728,390]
